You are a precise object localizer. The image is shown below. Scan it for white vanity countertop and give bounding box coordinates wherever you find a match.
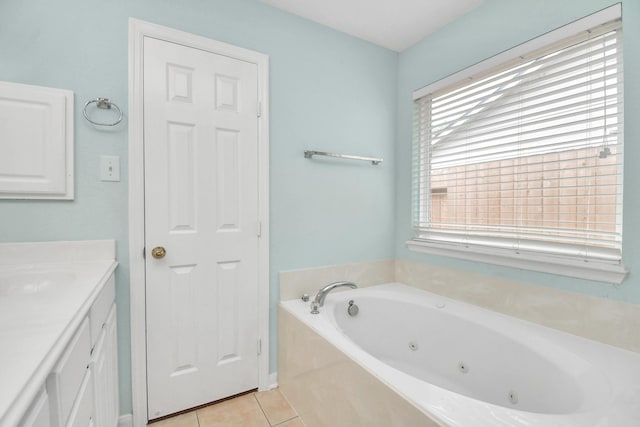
[0,240,117,426]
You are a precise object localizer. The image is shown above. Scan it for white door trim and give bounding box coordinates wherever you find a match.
[128,18,270,427]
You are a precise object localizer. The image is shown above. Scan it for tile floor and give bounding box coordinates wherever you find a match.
[149,389,305,427]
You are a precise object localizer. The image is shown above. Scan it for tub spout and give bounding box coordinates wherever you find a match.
[310,281,357,314]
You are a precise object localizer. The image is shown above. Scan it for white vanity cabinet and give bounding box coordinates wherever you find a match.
[0,241,118,427]
[34,274,118,427]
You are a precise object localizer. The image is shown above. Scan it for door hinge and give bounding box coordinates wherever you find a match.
[257,339,262,356]
[257,101,262,118]
[142,247,146,259]
[257,221,262,238]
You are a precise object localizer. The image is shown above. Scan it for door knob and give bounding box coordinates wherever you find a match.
[151,246,166,259]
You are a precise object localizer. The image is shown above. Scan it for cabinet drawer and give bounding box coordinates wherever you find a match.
[89,275,115,347]
[66,369,94,427]
[47,317,91,427]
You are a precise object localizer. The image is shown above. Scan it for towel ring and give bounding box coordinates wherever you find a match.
[83,98,123,127]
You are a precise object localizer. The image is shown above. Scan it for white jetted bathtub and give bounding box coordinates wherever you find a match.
[279,283,640,426]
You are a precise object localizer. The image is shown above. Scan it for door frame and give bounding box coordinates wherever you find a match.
[128,18,270,427]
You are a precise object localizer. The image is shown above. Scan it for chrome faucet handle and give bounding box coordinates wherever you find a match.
[310,300,320,314]
[301,294,310,302]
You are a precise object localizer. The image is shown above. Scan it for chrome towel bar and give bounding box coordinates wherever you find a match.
[304,150,383,165]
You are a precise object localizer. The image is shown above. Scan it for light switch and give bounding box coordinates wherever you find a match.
[100,155,120,182]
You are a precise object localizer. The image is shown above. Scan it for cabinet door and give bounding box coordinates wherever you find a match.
[66,369,94,427]
[91,328,108,427]
[105,304,119,426]
[92,303,118,427]
[47,318,91,427]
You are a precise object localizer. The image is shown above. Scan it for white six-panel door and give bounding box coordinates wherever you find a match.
[143,36,260,419]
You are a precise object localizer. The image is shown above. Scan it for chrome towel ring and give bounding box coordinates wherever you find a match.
[83,98,123,126]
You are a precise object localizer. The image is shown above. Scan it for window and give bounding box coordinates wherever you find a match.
[409,6,627,283]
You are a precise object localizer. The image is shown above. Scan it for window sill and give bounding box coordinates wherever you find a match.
[406,239,628,284]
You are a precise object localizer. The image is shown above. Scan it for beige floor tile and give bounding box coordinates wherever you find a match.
[254,389,298,425]
[197,394,269,427]
[274,417,306,427]
[148,411,199,427]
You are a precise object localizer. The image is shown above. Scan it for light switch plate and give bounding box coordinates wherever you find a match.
[100,155,120,182]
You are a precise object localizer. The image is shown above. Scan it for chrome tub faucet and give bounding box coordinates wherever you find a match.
[310,281,357,314]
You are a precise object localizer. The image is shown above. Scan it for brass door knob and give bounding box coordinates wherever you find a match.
[151,246,166,259]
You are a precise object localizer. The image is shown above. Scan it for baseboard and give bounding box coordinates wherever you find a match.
[268,372,278,390]
[258,372,277,391]
[118,414,133,427]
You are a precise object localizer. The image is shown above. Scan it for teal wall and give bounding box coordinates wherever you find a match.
[2,0,639,418]
[0,0,397,415]
[395,0,640,304]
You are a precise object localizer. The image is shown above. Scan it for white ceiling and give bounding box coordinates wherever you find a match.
[260,0,484,52]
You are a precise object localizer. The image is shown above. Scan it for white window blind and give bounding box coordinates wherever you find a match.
[412,19,624,266]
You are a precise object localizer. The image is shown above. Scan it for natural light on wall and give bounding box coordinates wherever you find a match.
[408,4,628,284]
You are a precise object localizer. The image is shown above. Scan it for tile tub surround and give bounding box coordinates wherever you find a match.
[396,259,640,354]
[0,240,117,425]
[278,307,442,427]
[278,259,395,301]
[280,259,640,354]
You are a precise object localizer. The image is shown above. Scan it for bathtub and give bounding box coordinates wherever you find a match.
[278,283,640,426]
